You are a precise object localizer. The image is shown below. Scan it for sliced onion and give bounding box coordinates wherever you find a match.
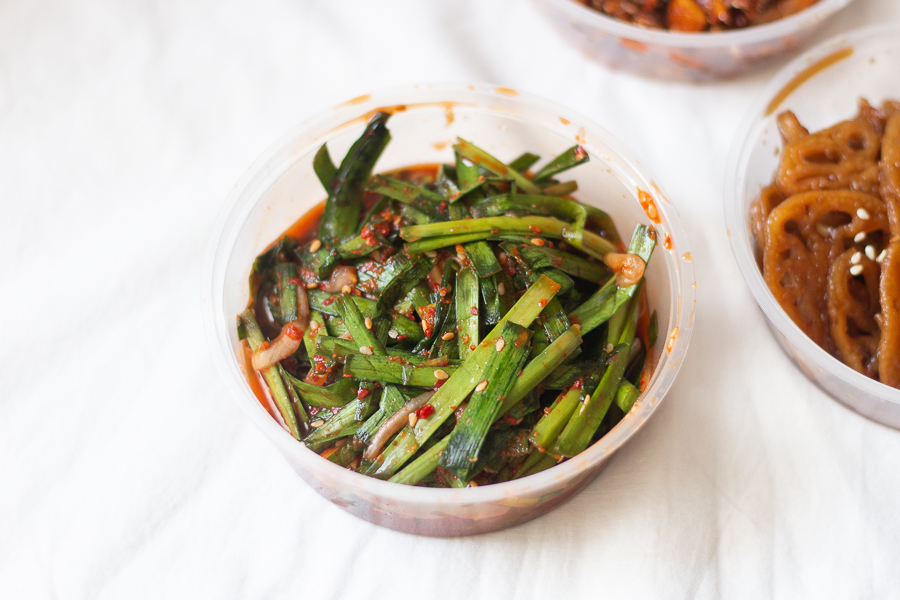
[251,322,303,371]
[363,391,435,461]
[603,252,646,287]
[321,265,358,293]
[296,284,310,331]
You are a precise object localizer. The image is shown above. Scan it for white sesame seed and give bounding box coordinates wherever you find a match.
[309,239,322,253]
[851,252,862,265]
[364,317,373,330]
[467,456,478,463]
[388,329,399,339]
[857,208,870,220]
[309,320,319,330]
[359,346,374,355]
[495,338,505,352]
[341,285,352,294]
[530,238,545,246]
[865,245,877,260]
[434,369,450,380]
[424,250,437,258]
[475,380,488,393]
[497,282,505,295]
[311,419,325,428]
[441,332,455,341]
[408,413,418,427]
[854,232,867,243]
[306,281,319,289]
[605,343,614,353]
[583,394,591,404]
[850,264,864,276]
[878,249,888,263]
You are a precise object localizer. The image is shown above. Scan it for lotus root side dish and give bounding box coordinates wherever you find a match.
[578,0,822,32]
[237,111,659,486]
[752,99,900,386]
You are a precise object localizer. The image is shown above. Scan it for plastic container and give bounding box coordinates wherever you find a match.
[533,0,855,82]
[202,83,697,536]
[725,25,900,429]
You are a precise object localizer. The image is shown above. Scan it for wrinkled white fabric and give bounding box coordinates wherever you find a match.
[2,1,900,598]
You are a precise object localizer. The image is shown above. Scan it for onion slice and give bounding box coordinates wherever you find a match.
[603,252,646,287]
[363,391,435,461]
[251,322,303,371]
[321,265,358,293]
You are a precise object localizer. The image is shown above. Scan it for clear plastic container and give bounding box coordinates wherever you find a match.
[202,83,697,536]
[725,25,900,429]
[533,0,855,81]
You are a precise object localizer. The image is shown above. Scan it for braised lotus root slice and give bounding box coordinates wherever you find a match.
[880,114,900,232]
[878,243,900,387]
[827,249,881,378]
[764,190,888,352]
[775,116,881,197]
[777,110,810,145]
[750,184,786,254]
[858,98,900,135]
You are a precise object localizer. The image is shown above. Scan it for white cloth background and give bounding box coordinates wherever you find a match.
[2,0,899,598]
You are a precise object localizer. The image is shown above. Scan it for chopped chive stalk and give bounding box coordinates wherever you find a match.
[389,436,450,485]
[319,112,391,242]
[552,294,641,457]
[539,181,578,197]
[455,266,480,359]
[532,145,589,182]
[499,326,582,415]
[453,138,541,194]
[401,216,570,241]
[313,143,337,191]
[283,373,356,408]
[275,263,299,323]
[508,152,541,173]
[343,355,459,386]
[440,322,532,479]
[238,310,301,440]
[616,380,642,414]
[325,442,361,467]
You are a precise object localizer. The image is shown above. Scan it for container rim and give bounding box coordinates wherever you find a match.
[724,24,900,408]
[542,0,855,49]
[202,82,697,505]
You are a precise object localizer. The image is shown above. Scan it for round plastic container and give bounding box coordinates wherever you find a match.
[725,25,900,429]
[533,0,855,81]
[202,83,697,536]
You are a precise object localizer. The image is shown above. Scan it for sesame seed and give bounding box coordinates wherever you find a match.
[310,419,325,428]
[388,329,399,339]
[583,394,591,404]
[497,282,505,295]
[495,338,505,352]
[364,317,373,330]
[855,232,867,243]
[850,264,863,276]
[306,281,319,289]
[530,238,545,246]
[309,239,322,253]
[359,346,374,355]
[475,380,489,393]
[441,332,455,341]
[424,250,437,258]
[408,413,418,427]
[341,285,352,294]
[467,480,479,488]
[309,320,319,330]
[878,249,887,262]
[857,208,870,220]
[851,252,862,265]
[467,456,478,463]
[605,343,614,353]
[865,245,876,260]
[434,369,449,380]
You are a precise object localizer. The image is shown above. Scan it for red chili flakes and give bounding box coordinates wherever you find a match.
[322,296,336,306]
[360,225,377,245]
[397,334,408,341]
[470,307,478,315]
[503,415,520,426]
[373,221,392,237]
[284,322,303,340]
[434,379,446,389]
[528,225,542,234]
[416,404,435,419]
[288,277,304,286]
[538,299,547,307]
[572,379,583,389]
[357,387,370,400]
[664,233,673,250]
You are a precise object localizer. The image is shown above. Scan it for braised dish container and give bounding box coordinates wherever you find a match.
[725,26,900,429]
[533,0,855,82]
[203,83,696,536]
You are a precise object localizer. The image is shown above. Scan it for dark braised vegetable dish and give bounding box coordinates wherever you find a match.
[752,99,900,386]
[578,0,821,32]
[237,111,659,486]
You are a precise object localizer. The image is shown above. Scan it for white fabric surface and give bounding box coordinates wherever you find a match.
[3,0,900,597]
